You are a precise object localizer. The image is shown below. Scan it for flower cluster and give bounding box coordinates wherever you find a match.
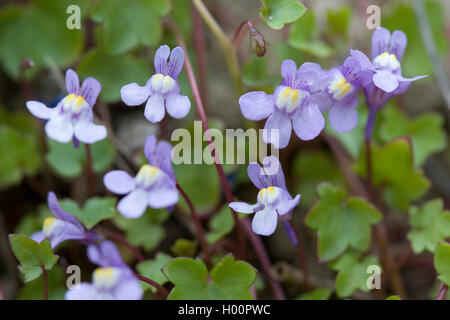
[239,27,426,149]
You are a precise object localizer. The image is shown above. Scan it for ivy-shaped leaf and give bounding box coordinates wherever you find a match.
[328,250,380,298]
[136,252,172,293]
[296,288,332,300]
[434,242,450,286]
[91,0,170,55]
[260,0,307,30]
[354,139,430,210]
[0,109,42,189]
[379,105,446,167]
[305,183,382,262]
[206,205,235,244]
[46,138,115,178]
[164,255,256,300]
[113,208,170,251]
[9,235,58,282]
[408,199,450,254]
[0,0,88,78]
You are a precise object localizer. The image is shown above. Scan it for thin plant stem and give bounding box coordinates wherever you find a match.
[436,283,448,300]
[231,17,262,47]
[134,273,169,299]
[176,183,208,254]
[98,227,144,262]
[84,143,95,198]
[285,220,309,286]
[169,21,285,300]
[42,265,48,300]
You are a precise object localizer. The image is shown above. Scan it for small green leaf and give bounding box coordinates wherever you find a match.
[46,139,115,178]
[296,288,332,300]
[164,255,256,300]
[171,239,197,257]
[260,0,307,30]
[91,0,170,55]
[113,208,170,251]
[305,183,382,262]
[386,295,401,300]
[206,205,235,244]
[379,105,447,167]
[9,235,58,282]
[18,266,66,300]
[288,11,332,58]
[137,252,172,292]
[408,199,450,254]
[326,6,351,39]
[59,197,117,229]
[354,139,430,210]
[329,250,380,298]
[434,242,450,286]
[77,49,150,102]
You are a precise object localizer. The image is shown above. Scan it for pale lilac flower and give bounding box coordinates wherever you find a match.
[103,135,178,219]
[229,156,300,236]
[120,45,191,123]
[31,192,98,249]
[26,69,106,145]
[239,60,327,148]
[65,240,142,300]
[350,27,427,109]
[320,57,372,132]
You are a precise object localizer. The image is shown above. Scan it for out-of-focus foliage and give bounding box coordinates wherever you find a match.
[260,0,307,30]
[171,238,198,257]
[206,205,235,244]
[434,243,450,287]
[296,288,332,300]
[18,266,66,300]
[137,252,172,292]
[59,197,117,229]
[164,255,256,300]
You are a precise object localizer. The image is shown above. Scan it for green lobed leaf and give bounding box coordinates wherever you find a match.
[9,235,58,282]
[354,139,430,210]
[326,6,351,39]
[0,0,88,79]
[305,183,382,262]
[408,199,450,254]
[170,239,198,258]
[45,138,115,178]
[18,266,66,300]
[91,0,170,55]
[329,250,380,298]
[260,0,307,30]
[164,255,256,300]
[296,288,332,300]
[206,205,235,244]
[379,105,447,167]
[434,242,450,286]
[77,49,150,102]
[136,252,172,292]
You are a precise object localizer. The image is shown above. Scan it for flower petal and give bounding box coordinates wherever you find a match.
[389,30,407,61]
[88,240,126,268]
[247,162,272,189]
[114,277,143,300]
[328,96,359,133]
[144,94,165,123]
[292,103,324,140]
[118,189,148,219]
[280,59,297,86]
[26,101,55,119]
[47,192,83,229]
[229,202,259,214]
[350,49,375,71]
[74,119,107,144]
[80,77,101,108]
[45,114,74,143]
[148,188,178,209]
[165,93,190,119]
[373,70,399,93]
[103,170,135,195]
[167,46,184,78]
[276,194,301,216]
[239,91,274,121]
[263,111,292,149]
[371,27,390,59]
[154,45,171,74]
[65,69,80,95]
[262,155,286,189]
[252,207,278,236]
[65,283,97,300]
[120,82,151,106]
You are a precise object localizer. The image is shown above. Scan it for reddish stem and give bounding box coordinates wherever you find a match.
[134,273,169,299]
[288,220,309,286]
[42,265,48,300]
[99,227,144,262]
[436,283,448,300]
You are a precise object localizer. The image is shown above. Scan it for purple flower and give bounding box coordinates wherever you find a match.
[65,240,142,300]
[31,192,98,249]
[120,45,191,123]
[26,69,106,144]
[320,57,372,132]
[229,156,300,236]
[239,60,327,148]
[350,27,427,108]
[103,135,178,219]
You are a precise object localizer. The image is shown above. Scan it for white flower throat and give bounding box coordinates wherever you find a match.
[43,217,60,237]
[258,186,282,206]
[136,165,162,188]
[276,86,307,113]
[62,94,89,114]
[93,267,120,289]
[328,72,354,100]
[373,52,400,71]
[151,73,176,95]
